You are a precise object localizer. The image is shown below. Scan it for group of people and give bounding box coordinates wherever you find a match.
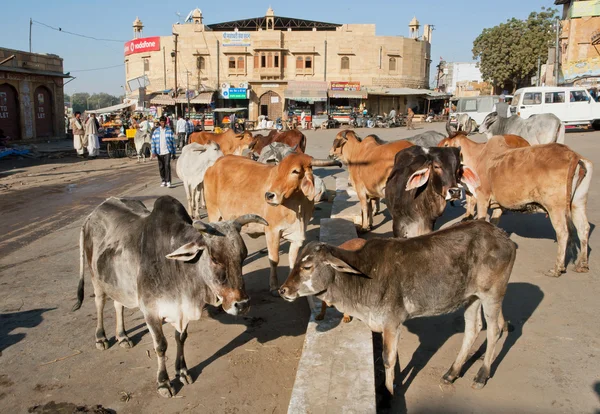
[70,112,101,158]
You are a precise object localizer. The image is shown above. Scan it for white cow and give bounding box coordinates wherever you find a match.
[176,142,224,218]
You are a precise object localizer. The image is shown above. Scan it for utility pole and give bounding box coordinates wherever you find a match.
[555,17,560,86]
[186,71,191,117]
[163,47,167,90]
[537,56,541,86]
[173,32,179,117]
[29,18,32,53]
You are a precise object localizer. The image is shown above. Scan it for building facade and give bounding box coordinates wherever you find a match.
[0,48,67,141]
[555,0,600,87]
[124,9,433,121]
[437,62,484,95]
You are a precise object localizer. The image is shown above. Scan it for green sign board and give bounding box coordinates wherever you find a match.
[569,0,600,18]
[226,88,248,99]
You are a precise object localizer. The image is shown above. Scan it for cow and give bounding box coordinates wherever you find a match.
[446,116,473,136]
[385,146,479,238]
[438,133,531,219]
[134,129,152,162]
[188,129,254,155]
[204,153,340,294]
[329,130,413,231]
[256,142,328,202]
[315,237,366,323]
[71,196,267,397]
[404,130,446,147]
[250,129,307,155]
[479,112,565,145]
[441,134,592,277]
[176,142,224,218]
[279,220,516,394]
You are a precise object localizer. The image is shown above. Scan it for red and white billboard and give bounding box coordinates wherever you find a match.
[124,37,161,56]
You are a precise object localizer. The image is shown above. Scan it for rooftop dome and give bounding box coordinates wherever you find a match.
[192,8,202,18]
[409,16,419,26]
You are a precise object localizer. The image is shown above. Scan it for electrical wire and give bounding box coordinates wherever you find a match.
[70,64,124,73]
[32,20,126,43]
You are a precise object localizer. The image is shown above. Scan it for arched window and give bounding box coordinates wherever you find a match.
[228,57,236,69]
[341,56,350,70]
[237,56,245,70]
[389,57,396,72]
[296,56,304,69]
[197,56,205,71]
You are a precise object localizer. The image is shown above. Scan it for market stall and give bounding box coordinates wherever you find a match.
[85,101,137,158]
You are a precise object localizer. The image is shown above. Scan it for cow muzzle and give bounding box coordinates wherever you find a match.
[278,286,298,302]
[225,298,250,316]
[265,191,281,206]
[446,187,462,201]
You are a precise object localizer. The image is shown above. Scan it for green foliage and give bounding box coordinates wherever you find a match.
[66,92,121,114]
[473,7,558,92]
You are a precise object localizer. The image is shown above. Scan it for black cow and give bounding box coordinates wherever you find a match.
[279,220,516,394]
[72,196,266,397]
[385,146,478,238]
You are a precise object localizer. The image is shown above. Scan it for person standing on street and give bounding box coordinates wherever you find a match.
[71,112,87,157]
[186,117,194,142]
[176,115,187,150]
[300,110,306,129]
[406,107,415,130]
[85,113,100,158]
[151,116,176,188]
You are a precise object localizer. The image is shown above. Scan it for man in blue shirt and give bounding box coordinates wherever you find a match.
[151,116,176,188]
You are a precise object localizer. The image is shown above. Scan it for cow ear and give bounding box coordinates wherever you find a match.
[325,256,362,274]
[405,167,431,191]
[461,165,480,196]
[301,173,315,201]
[166,241,205,261]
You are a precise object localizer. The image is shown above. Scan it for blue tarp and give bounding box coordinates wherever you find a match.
[0,148,30,159]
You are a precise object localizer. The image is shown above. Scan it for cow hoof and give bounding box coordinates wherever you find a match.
[544,269,563,278]
[177,371,193,385]
[342,315,352,323]
[157,383,175,398]
[95,340,109,350]
[441,370,457,385]
[471,379,486,390]
[574,264,589,273]
[315,313,325,321]
[118,338,133,348]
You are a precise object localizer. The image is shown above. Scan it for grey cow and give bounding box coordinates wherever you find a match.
[280,220,516,394]
[72,196,266,397]
[404,131,446,147]
[479,112,565,145]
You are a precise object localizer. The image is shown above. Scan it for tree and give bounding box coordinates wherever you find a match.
[67,92,121,114]
[473,8,557,93]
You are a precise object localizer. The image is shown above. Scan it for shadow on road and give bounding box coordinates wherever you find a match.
[0,308,56,355]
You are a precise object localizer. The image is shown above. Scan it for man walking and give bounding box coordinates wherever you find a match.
[151,116,176,188]
[85,113,100,158]
[406,107,415,130]
[70,112,87,157]
[176,115,187,150]
[300,110,306,129]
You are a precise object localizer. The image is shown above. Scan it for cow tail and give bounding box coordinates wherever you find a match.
[72,225,86,312]
[565,156,588,221]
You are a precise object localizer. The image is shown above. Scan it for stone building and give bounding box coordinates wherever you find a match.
[0,48,67,141]
[124,8,433,122]
[553,0,600,87]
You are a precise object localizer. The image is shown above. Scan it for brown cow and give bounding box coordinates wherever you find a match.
[438,133,531,219]
[315,237,366,323]
[188,129,254,155]
[441,134,593,277]
[250,129,307,155]
[329,130,413,231]
[204,153,340,294]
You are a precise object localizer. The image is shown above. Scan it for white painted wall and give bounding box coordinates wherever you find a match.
[447,62,482,94]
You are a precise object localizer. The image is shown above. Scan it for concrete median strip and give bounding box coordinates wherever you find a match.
[288,184,375,413]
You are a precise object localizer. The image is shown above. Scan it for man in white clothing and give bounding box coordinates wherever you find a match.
[300,110,306,129]
[176,115,187,150]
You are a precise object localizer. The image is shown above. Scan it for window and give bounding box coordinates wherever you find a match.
[237,56,245,70]
[267,53,273,68]
[274,54,279,68]
[389,57,396,72]
[523,92,542,105]
[197,56,205,71]
[570,90,590,102]
[261,53,266,68]
[254,54,259,68]
[545,92,565,104]
[229,57,236,69]
[463,99,477,112]
[296,56,304,69]
[143,58,150,72]
[341,56,350,70]
[305,56,312,69]
[512,93,521,107]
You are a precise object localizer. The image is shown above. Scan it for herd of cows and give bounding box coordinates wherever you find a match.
[72,113,593,401]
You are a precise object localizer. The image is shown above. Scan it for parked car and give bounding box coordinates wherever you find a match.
[449,95,510,130]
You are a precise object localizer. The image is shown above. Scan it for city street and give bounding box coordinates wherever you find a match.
[1,123,600,413]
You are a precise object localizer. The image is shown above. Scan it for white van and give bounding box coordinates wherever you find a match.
[450,95,511,129]
[510,86,600,129]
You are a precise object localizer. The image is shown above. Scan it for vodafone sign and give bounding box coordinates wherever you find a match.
[124,37,161,56]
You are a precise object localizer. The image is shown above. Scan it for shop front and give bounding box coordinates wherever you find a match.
[181,91,216,131]
[284,81,328,126]
[217,87,249,129]
[328,82,367,124]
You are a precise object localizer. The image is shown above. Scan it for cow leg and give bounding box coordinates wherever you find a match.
[462,194,476,221]
[315,301,327,321]
[114,301,132,348]
[475,194,491,221]
[92,282,109,350]
[266,231,282,295]
[372,198,381,215]
[183,184,193,218]
[357,191,371,232]
[198,184,206,210]
[146,314,174,398]
[546,209,568,277]
[382,324,402,395]
[288,240,303,270]
[472,297,502,390]
[572,202,590,273]
[490,208,503,226]
[442,298,482,384]
[174,324,193,385]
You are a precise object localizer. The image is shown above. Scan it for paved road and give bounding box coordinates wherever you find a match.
[1,124,599,413]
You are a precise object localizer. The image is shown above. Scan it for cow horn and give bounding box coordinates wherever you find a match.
[446,119,457,137]
[193,220,214,233]
[341,130,349,140]
[291,144,299,152]
[233,214,269,230]
[465,117,473,135]
[311,159,342,167]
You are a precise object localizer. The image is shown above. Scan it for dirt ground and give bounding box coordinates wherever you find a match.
[1,124,600,413]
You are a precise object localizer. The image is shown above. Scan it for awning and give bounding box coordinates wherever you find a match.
[85,101,136,114]
[189,91,215,104]
[213,107,247,113]
[328,90,367,99]
[366,88,449,98]
[425,91,452,100]
[150,95,176,105]
[284,89,327,102]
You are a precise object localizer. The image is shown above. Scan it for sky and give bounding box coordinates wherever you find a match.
[2,0,554,97]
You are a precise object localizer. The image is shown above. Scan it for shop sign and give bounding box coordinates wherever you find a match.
[262,83,280,88]
[222,32,251,47]
[124,37,161,56]
[271,96,279,103]
[221,88,248,99]
[149,106,157,116]
[330,82,361,91]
